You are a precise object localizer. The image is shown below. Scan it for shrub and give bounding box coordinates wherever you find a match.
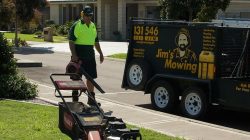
[45,21,74,36]
[57,25,67,35]
[11,38,28,47]
[34,31,43,35]
[47,24,58,36]
[57,21,74,35]
[0,33,16,75]
[20,28,35,34]
[45,20,55,26]
[0,74,38,99]
[65,21,74,29]
[0,33,38,99]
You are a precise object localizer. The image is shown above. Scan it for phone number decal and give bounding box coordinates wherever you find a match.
[133,25,159,45]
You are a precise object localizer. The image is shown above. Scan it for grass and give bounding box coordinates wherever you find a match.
[127,124,183,140]
[108,53,127,59]
[0,100,68,140]
[0,100,183,140]
[3,32,68,43]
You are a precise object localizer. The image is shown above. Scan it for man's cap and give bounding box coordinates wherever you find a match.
[83,6,93,16]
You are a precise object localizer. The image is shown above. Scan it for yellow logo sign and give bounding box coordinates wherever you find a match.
[156,28,198,74]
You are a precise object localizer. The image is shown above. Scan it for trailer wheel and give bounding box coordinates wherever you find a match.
[151,81,176,112]
[181,88,207,119]
[126,59,150,90]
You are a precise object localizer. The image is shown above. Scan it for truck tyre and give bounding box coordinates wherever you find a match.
[181,87,207,119]
[126,59,150,90]
[151,81,177,112]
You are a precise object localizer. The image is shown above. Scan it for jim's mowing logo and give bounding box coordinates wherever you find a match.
[156,28,198,74]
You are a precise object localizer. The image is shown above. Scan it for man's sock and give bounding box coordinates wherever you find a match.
[87,92,95,105]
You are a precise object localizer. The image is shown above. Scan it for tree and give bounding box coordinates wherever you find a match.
[0,0,47,25]
[0,0,47,46]
[196,0,230,21]
[15,0,47,22]
[0,0,15,27]
[158,0,231,22]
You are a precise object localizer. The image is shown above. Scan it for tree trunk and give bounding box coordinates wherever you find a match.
[14,0,18,47]
[189,8,193,21]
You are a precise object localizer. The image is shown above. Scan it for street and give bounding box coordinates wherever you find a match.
[15,48,250,137]
[15,48,149,104]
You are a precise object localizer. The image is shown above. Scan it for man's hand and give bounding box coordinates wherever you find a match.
[71,55,79,62]
[100,54,104,64]
[94,42,104,63]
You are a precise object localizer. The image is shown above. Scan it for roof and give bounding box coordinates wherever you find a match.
[48,0,96,3]
[48,0,95,1]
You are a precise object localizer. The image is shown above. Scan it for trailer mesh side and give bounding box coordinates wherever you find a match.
[219,28,250,77]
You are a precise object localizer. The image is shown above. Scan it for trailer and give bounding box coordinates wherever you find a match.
[122,18,250,119]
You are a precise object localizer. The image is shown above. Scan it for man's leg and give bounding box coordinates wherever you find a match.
[81,58,99,105]
[72,90,79,102]
[87,79,96,105]
[86,79,94,92]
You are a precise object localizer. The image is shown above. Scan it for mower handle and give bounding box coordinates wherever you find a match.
[50,72,105,94]
[79,67,105,94]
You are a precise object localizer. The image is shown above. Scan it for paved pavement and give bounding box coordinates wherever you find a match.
[17,41,250,140]
[26,41,129,56]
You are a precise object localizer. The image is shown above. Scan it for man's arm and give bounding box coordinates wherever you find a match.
[95,42,104,63]
[68,22,78,61]
[69,40,78,61]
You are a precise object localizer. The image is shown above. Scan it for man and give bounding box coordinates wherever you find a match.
[68,5,104,105]
[172,28,197,63]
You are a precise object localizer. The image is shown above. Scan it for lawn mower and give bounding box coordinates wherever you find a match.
[50,63,142,140]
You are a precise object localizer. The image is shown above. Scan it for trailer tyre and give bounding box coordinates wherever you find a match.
[181,87,207,119]
[126,59,150,90]
[151,81,177,112]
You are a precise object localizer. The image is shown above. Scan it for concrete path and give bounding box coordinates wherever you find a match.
[35,81,250,140]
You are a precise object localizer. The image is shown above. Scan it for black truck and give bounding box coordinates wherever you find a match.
[122,18,250,119]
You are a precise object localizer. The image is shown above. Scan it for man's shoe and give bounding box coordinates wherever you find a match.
[97,102,101,106]
[87,98,101,106]
[87,97,95,106]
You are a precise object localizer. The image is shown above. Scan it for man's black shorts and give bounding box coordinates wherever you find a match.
[80,58,97,79]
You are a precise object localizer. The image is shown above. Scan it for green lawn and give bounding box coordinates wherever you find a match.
[3,33,68,43]
[108,53,127,59]
[127,124,183,140]
[0,100,183,140]
[0,100,68,140]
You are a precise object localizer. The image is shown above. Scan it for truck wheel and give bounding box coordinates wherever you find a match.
[151,81,176,112]
[126,59,150,90]
[181,88,207,119]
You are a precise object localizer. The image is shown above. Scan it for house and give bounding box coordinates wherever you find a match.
[217,0,250,19]
[46,0,250,41]
[47,0,160,40]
